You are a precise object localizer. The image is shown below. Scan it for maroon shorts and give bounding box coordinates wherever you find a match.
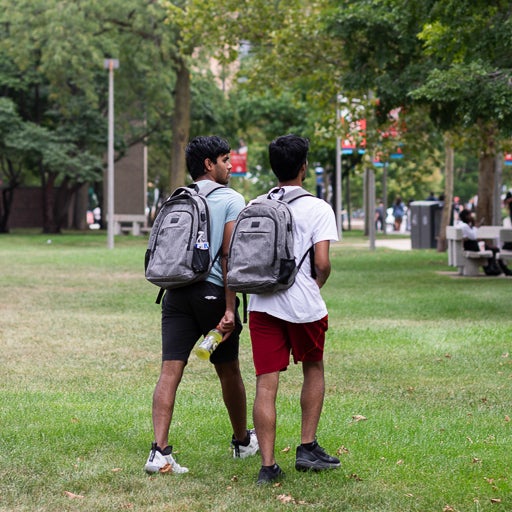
[249,311,328,376]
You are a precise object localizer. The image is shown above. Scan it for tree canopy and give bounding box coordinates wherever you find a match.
[2,0,512,234]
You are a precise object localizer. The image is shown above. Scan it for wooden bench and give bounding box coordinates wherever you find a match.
[113,214,147,236]
[446,225,512,275]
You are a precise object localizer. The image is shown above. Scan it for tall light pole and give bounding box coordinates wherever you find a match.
[335,96,343,240]
[104,58,119,249]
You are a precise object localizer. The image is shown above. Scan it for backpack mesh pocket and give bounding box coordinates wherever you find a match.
[277,258,296,284]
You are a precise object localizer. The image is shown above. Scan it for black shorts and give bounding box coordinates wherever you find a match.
[161,281,242,364]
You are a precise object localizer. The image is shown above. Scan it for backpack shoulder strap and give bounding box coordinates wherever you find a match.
[282,188,314,204]
[188,181,225,197]
[266,187,314,204]
[163,182,225,204]
[277,187,317,278]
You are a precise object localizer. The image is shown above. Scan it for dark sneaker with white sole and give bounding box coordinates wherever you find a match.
[295,440,341,471]
[257,463,285,485]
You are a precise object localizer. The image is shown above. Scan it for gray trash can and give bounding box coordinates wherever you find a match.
[410,201,443,249]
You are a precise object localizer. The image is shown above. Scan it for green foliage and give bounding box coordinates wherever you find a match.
[414,1,512,136]
[3,0,512,225]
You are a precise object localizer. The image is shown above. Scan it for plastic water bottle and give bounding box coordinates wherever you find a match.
[195,328,223,360]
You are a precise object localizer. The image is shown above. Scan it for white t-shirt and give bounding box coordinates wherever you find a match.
[458,220,477,240]
[248,186,339,323]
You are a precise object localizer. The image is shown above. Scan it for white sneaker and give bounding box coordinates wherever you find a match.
[231,429,259,459]
[144,443,189,474]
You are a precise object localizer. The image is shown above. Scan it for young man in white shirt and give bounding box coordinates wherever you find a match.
[248,134,340,484]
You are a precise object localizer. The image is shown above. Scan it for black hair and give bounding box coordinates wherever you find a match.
[459,209,471,223]
[268,134,309,182]
[185,136,231,180]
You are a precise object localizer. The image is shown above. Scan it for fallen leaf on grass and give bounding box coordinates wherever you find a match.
[505,415,510,422]
[352,415,367,422]
[159,463,173,474]
[281,445,291,453]
[490,498,501,504]
[472,457,481,464]
[336,445,350,456]
[443,506,456,512]
[349,473,362,481]
[64,491,84,499]
[277,494,295,504]
[231,475,238,482]
[111,467,123,473]
[396,459,404,465]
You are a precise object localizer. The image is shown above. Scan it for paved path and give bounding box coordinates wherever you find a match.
[374,238,411,251]
[339,234,412,251]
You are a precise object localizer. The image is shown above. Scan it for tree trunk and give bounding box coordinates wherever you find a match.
[437,132,454,252]
[73,182,89,230]
[0,186,14,233]
[169,57,191,193]
[41,165,60,234]
[476,120,497,225]
[0,158,22,233]
[53,177,82,231]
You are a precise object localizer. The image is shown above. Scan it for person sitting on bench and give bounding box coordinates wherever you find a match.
[458,209,512,276]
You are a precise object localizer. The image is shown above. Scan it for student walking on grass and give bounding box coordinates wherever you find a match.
[248,134,340,485]
[144,136,258,474]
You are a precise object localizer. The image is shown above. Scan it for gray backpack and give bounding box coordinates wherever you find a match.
[145,182,224,296]
[226,188,314,294]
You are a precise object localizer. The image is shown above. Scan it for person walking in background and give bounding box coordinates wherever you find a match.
[375,200,385,232]
[505,190,512,225]
[248,134,340,485]
[144,136,258,474]
[392,196,404,231]
[451,196,462,225]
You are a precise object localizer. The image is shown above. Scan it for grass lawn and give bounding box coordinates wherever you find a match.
[1,230,511,512]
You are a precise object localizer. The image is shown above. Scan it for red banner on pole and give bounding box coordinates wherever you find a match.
[230,151,247,176]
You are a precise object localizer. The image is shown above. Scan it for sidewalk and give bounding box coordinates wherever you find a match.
[340,236,412,251]
[341,218,412,251]
[374,237,411,251]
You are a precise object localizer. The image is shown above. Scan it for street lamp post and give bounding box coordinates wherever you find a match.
[104,58,119,249]
[335,97,343,240]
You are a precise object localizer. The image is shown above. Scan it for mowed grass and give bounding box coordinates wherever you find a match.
[1,231,511,512]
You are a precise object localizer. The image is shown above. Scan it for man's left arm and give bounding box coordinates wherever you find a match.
[314,240,331,289]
